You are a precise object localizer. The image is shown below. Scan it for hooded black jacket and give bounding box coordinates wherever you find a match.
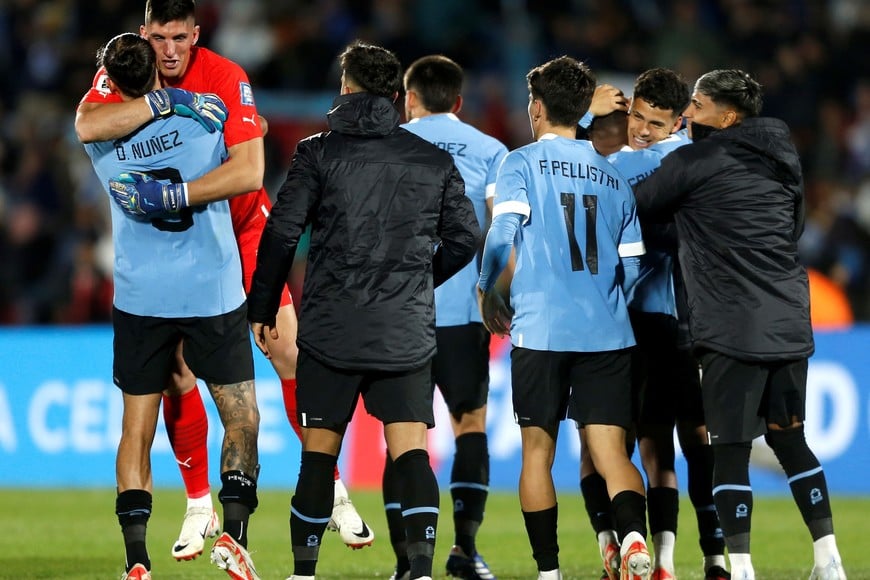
[634,117,813,361]
[247,92,480,370]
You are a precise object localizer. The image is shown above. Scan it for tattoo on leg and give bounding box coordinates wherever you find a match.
[208,380,260,474]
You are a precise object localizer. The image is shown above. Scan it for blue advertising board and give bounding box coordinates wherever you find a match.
[0,326,867,492]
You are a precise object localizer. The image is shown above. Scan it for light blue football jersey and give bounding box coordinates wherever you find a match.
[84,115,244,318]
[403,113,508,326]
[608,131,690,315]
[492,134,644,352]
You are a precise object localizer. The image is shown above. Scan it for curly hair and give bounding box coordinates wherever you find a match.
[340,41,402,98]
[633,68,690,117]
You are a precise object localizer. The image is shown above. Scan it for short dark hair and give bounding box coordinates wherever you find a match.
[145,0,195,25]
[694,69,763,118]
[633,68,690,118]
[339,41,402,98]
[403,55,463,114]
[98,33,156,98]
[527,56,595,127]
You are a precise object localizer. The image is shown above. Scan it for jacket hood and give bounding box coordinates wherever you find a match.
[327,93,401,137]
[715,117,803,186]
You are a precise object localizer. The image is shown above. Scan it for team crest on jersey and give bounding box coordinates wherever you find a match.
[240,82,255,106]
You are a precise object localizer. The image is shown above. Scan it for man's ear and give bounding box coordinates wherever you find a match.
[721,109,739,128]
[192,24,200,45]
[671,114,683,133]
[452,94,463,114]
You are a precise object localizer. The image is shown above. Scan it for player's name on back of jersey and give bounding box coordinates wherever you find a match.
[114,130,184,162]
[432,141,468,156]
[537,159,621,188]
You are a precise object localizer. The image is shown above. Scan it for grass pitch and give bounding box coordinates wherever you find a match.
[0,488,865,579]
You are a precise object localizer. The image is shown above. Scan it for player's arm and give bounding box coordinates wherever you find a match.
[185,137,265,203]
[75,100,154,143]
[76,89,226,144]
[477,209,521,336]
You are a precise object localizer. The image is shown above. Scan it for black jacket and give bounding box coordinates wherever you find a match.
[248,93,480,370]
[634,117,814,361]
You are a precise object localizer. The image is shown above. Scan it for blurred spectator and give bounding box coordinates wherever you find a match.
[0,0,867,324]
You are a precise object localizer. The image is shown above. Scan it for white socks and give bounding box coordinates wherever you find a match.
[187,492,213,510]
[728,553,755,580]
[652,530,676,572]
[813,534,842,567]
[333,477,349,504]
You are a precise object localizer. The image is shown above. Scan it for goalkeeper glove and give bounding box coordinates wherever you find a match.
[145,88,228,133]
[108,171,189,217]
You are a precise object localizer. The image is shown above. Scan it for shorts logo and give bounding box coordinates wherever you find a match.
[240,82,255,106]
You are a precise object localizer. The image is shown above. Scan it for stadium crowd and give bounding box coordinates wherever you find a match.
[0,0,868,325]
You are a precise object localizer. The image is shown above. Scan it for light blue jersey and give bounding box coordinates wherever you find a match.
[84,115,244,318]
[608,131,690,315]
[491,134,644,352]
[403,113,508,326]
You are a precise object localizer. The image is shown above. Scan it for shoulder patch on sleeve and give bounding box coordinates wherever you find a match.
[96,72,112,97]
[239,82,255,106]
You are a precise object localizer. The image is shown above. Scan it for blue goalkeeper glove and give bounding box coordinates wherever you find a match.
[145,88,228,133]
[108,171,189,217]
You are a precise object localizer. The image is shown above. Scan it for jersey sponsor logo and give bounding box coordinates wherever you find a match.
[239,82,255,106]
[242,114,257,126]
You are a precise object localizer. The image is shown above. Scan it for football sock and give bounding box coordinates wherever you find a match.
[290,451,336,576]
[712,442,753,554]
[394,449,439,580]
[163,387,210,499]
[683,443,725,557]
[522,504,559,572]
[611,490,648,542]
[219,470,258,548]
[382,455,409,573]
[813,534,843,568]
[647,486,678,536]
[116,489,152,572]
[451,432,489,556]
[580,472,614,534]
[764,426,834,540]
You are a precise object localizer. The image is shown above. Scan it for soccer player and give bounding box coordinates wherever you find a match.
[247,41,480,580]
[580,68,728,580]
[74,0,373,562]
[82,32,259,580]
[634,69,847,580]
[477,56,650,580]
[378,54,508,580]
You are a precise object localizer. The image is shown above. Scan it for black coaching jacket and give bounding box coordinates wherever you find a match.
[247,92,480,371]
[634,117,814,361]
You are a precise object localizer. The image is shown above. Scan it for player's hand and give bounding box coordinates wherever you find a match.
[145,88,228,133]
[250,321,279,358]
[477,285,514,336]
[108,171,189,217]
[589,84,629,117]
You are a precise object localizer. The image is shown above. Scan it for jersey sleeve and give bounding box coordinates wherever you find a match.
[492,150,531,222]
[78,67,123,107]
[485,141,509,200]
[207,58,262,148]
[617,175,646,258]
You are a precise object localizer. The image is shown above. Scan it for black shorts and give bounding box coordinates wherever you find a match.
[697,350,808,445]
[630,310,705,431]
[295,348,434,430]
[112,303,254,396]
[511,347,634,430]
[433,323,490,417]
